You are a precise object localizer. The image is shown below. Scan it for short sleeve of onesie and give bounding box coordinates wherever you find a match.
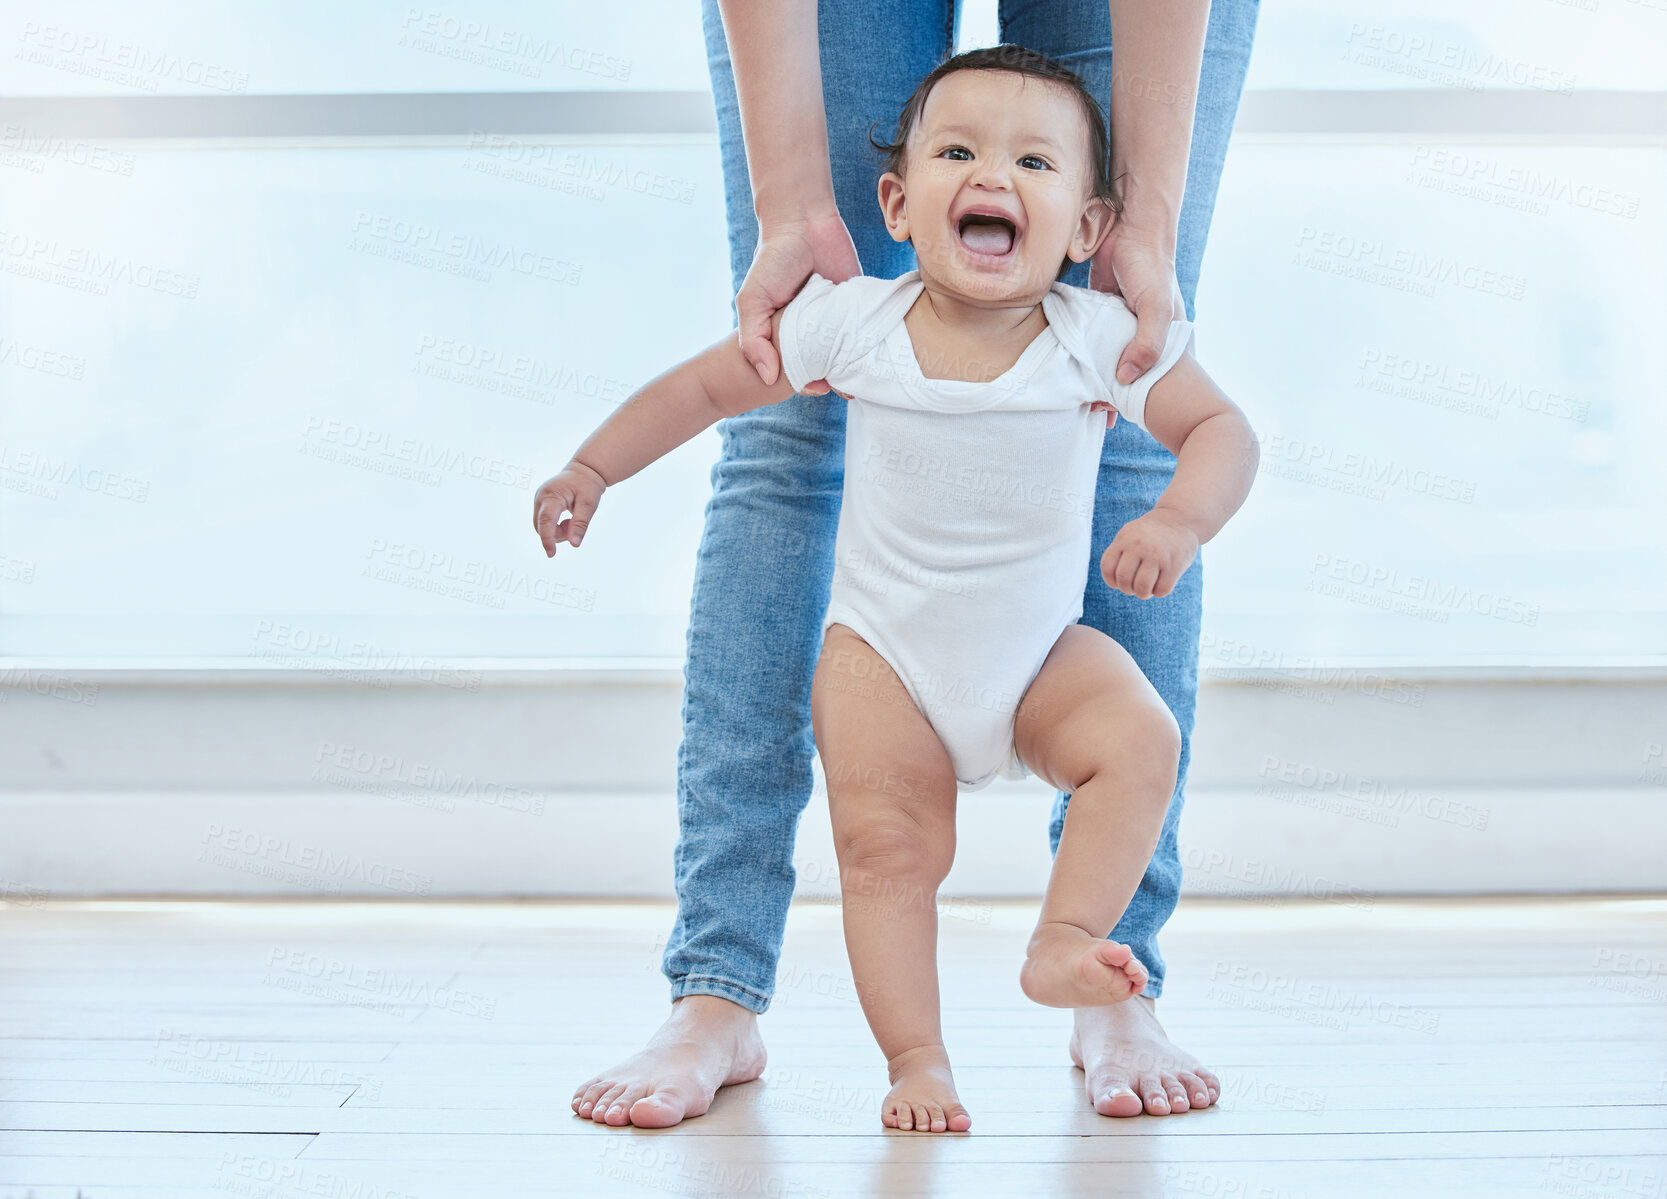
[776,272,883,396]
[1073,293,1194,432]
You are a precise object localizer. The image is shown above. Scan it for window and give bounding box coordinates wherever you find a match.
[3,1,1663,667]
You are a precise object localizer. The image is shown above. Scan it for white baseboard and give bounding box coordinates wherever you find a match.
[3,782,1661,900]
[5,670,1664,898]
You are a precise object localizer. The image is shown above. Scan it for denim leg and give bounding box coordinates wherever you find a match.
[668,0,954,1013]
[999,0,1260,998]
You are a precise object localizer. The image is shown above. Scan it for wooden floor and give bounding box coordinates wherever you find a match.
[1,895,1663,1198]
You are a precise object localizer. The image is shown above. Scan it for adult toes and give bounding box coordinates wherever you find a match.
[629,1088,689,1129]
[1089,1070,1143,1117]
[1161,1073,1190,1111]
[605,1084,651,1126]
[946,1103,972,1132]
[1177,1071,1211,1108]
[1196,1067,1223,1104]
[1141,1077,1172,1114]
[575,1081,611,1118]
[590,1082,628,1122]
[571,1077,602,1112]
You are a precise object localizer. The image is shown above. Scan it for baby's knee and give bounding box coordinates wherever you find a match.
[1129,697,1183,793]
[834,810,953,886]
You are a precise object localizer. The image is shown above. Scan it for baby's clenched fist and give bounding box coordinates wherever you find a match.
[1100,510,1199,600]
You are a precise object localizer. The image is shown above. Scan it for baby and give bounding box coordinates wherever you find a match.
[535,47,1257,1134]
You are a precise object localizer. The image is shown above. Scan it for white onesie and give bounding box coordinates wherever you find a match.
[777,269,1192,792]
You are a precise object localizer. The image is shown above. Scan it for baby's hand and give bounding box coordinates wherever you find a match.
[1100,510,1198,600]
[533,461,606,557]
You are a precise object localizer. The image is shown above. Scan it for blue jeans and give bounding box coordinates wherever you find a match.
[669,0,1260,1012]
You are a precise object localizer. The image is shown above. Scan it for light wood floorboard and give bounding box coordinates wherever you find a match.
[1,896,1663,1198]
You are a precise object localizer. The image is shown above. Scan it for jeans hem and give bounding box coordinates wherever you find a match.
[670,974,772,1015]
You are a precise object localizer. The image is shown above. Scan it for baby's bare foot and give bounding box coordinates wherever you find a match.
[1019,922,1149,1008]
[881,1045,972,1133]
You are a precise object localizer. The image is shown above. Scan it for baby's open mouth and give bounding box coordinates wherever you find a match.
[956,212,1018,258]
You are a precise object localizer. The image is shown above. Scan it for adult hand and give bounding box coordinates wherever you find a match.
[1089,217,1186,387]
[737,211,861,394]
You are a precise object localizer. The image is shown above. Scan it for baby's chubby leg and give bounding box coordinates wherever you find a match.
[1012,625,1182,1008]
[810,622,971,1134]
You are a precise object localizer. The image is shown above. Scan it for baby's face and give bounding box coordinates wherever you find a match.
[878,69,1113,305]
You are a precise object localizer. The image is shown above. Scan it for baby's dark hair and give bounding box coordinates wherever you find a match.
[867,44,1121,281]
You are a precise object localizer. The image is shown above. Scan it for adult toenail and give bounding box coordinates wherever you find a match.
[1196,1092,1207,1103]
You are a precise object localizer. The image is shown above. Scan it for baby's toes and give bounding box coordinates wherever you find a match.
[925,1102,947,1132]
[912,1102,931,1131]
[1095,940,1134,969]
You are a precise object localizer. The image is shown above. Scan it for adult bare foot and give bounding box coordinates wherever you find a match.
[1069,995,1221,1117]
[571,994,767,1128]
[881,1044,972,1133]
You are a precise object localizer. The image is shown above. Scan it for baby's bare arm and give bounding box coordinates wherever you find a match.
[1140,353,1259,544]
[1100,352,1257,599]
[569,309,799,486]
[534,312,800,555]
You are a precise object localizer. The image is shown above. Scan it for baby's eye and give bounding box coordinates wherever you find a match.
[1020,155,1051,171]
[939,146,971,161]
